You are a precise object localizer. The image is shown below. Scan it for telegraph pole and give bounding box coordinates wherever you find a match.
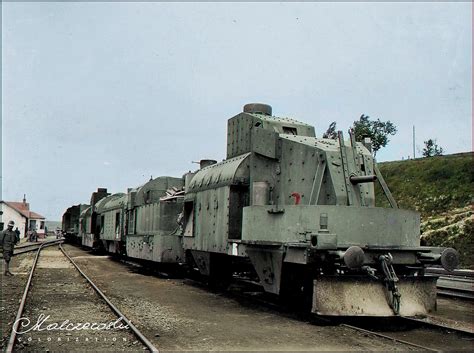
[412,125,416,159]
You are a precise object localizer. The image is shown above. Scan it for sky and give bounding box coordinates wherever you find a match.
[1,2,472,221]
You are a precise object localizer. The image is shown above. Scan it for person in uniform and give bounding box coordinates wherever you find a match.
[32,229,38,242]
[14,227,20,243]
[1,220,18,276]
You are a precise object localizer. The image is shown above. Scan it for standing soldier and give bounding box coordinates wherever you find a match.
[32,229,38,242]
[14,227,20,243]
[0,220,18,276]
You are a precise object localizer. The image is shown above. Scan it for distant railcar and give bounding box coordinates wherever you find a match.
[79,188,110,248]
[96,193,127,254]
[79,206,93,247]
[62,204,88,244]
[124,176,185,263]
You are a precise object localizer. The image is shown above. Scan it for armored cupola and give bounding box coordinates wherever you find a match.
[243,103,272,116]
[90,188,110,208]
[199,159,217,169]
[226,103,316,159]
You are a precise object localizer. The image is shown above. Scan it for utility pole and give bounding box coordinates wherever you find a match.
[413,125,416,159]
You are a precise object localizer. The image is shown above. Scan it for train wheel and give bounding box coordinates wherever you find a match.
[208,253,233,289]
[280,263,313,311]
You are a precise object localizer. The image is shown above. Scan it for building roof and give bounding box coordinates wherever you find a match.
[1,201,45,220]
[29,211,46,219]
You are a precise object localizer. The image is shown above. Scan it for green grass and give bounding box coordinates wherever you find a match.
[375,152,473,216]
[375,152,473,267]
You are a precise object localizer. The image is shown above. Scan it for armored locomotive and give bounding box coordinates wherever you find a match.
[182,103,458,316]
[63,103,459,317]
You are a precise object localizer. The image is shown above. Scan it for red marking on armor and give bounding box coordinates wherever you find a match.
[291,192,301,205]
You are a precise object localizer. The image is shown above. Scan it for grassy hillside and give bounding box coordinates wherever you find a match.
[376,152,473,214]
[375,152,473,268]
[420,206,473,268]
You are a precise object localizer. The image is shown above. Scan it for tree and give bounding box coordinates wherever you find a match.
[422,139,443,157]
[322,121,338,139]
[352,114,397,156]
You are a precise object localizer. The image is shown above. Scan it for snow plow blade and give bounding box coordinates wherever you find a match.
[312,276,437,316]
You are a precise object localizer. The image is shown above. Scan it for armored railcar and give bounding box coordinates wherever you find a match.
[80,188,110,248]
[62,204,89,244]
[96,193,127,253]
[182,103,459,316]
[122,176,185,263]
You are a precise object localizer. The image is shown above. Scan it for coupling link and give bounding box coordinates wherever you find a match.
[379,253,401,315]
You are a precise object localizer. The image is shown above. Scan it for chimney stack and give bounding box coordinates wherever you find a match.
[22,194,30,210]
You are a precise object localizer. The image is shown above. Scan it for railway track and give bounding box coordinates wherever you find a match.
[340,323,439,352]
[426,267,474,300]
[6,243,159,353]
[226,283,474,351]
[201,280,474,351]
[13,239,64,256]
[229,286,473,351]
[341,315,474,352]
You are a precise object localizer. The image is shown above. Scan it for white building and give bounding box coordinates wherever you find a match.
[0,196,46,239]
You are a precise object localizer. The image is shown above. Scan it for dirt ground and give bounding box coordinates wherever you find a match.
[428,297,474,333]
[1,252,35,350]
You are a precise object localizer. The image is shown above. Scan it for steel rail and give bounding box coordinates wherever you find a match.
[340,323,440,352]
[5,240,62,352]
[59,244,159,353]
[14,244,39,251]
[15,238,64,249]
[437,288,474,300]
[13,240,64,256]
[14,243,39,250]
[423,268,474,301]
[426,267,474,278]
[402,316,474,336]
[436,277,474,300]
